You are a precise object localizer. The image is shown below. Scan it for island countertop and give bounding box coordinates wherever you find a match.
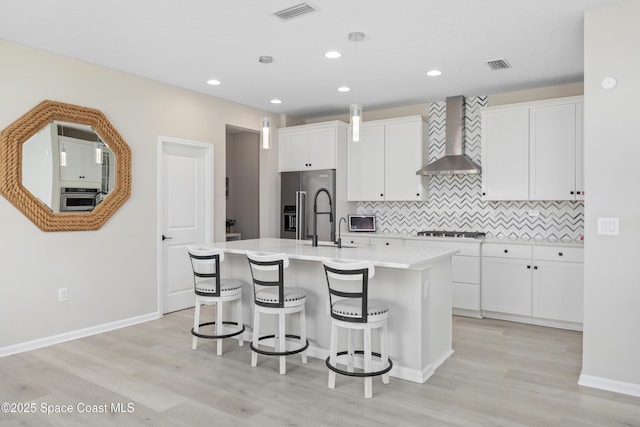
[211,238,457,269]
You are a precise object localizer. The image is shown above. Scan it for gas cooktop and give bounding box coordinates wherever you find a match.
[416,230,486,239]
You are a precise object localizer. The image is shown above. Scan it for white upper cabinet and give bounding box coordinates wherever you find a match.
[481,107,530,200]
[59,137,102,185]
[347,123,386,200]
[278,121,347,172]
[348,115,427,201]
[481,96,584,201]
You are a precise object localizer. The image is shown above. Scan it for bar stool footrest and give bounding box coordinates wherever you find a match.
[191,321,245,339]
[250,334,309,356]
[325,351,393,378]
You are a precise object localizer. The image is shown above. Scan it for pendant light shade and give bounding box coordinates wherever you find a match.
[95,141,103,164]
[259,55,273,150]
[59,144,67,167]
[348,31,365,142]
[350,104,362,142]
[262,116,271,149]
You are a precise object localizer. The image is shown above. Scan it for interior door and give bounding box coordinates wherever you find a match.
[160,137,213,313]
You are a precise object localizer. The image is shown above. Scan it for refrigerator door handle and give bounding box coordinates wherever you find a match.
[296,191,306,240]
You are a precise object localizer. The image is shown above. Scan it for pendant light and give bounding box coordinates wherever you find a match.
[59,124,67,166]
[259,55,273,150]
[348,31,364,142]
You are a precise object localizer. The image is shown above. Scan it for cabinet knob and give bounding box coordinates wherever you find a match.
[527,265,531,269]
[534,266,538,270]
[482,192,486,196]
[416,193,420,197]
[504,249,508,253]
[385,242,389,246]
[380,193,384,197]
[558,252,563,256]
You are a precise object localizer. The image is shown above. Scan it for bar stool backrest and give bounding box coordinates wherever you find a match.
[247,252,289,308]
[188,246,225,297]
[322,258,375,324]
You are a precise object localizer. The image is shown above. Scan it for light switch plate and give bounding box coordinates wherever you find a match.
[597,217,619,235]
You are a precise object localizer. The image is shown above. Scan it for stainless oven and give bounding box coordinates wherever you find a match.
[60,187,99,212]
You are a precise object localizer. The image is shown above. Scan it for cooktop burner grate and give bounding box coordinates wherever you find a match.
[417,230,486,239]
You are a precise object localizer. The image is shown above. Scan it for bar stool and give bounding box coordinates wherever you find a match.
[246,251,308,375]
[322,258,393,398]
[188,246,245,355]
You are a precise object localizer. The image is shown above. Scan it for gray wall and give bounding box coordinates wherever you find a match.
[226,131,260,239]
[0,40,280,351]
[582,0,640,394]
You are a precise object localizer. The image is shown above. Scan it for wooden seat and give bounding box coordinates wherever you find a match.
[247,251,308,375]
[188,246,245,355]
[322,258,393,398]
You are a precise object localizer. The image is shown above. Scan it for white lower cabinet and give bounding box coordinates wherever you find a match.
[482,243,584,329]
[405,239,482,317]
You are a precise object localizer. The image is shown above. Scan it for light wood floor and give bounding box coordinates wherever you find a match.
[1,311,639,426]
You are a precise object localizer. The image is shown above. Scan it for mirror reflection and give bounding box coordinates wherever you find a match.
[22,121,116,213]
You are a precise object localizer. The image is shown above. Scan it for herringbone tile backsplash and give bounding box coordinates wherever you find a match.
[355,96,584,242]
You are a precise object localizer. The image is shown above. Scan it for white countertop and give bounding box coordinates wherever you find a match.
[210,238,457,270]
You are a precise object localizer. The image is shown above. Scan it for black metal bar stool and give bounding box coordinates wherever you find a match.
[246,251,308,375]
[188,246,245,355]
[322,258,393,398]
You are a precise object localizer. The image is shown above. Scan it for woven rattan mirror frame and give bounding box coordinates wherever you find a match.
[0,100,131,231]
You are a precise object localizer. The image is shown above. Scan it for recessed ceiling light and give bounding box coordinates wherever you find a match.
[338,86,351,92]
[426,69,442,77]
[206,79,221,85]
[270,99,282,104]
[325,50,341,59]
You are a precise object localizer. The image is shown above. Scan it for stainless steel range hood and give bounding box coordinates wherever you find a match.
[416,95,481,175]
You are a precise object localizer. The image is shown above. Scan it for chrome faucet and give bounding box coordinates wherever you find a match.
[337,217,346,248]
[312,187,333,247]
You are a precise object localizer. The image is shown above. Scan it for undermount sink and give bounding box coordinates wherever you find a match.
[302,240,358,248]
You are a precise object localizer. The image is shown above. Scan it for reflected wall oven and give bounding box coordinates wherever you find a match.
[60,187,99,212]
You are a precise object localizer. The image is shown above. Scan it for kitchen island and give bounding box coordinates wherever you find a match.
[211,238,457,383]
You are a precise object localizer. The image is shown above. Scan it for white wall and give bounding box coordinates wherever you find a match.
[581,0,640,396]
[0,40,280,351]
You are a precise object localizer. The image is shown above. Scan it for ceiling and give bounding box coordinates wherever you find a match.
[0,0,621,119]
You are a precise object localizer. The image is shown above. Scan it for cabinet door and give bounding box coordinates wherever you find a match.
[529,103,576,200]
[307,127,336,170]
[347,124,385,201]
[59,140,84,182]
[279,131,309,171]
[482,257,532,316]
[532,260,583,323]
[481,108,530,200]
[384,119,425,201]
[575,102,584,200]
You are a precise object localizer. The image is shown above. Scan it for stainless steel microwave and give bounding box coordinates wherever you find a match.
[348,215,376,232]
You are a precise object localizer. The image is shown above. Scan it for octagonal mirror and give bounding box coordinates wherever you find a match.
[0,100,131,231]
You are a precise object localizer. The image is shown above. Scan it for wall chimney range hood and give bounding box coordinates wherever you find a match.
[416,96,481,175]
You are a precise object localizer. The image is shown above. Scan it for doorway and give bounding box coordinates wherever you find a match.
[225,126,260,240]
[158,136,214,314]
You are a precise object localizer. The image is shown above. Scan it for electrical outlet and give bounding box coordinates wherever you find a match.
[58,288,68,302]
[528,209,540,217]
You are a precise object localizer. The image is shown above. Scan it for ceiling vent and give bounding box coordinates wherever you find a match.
[273,3,316,20]
[486,58,512,71]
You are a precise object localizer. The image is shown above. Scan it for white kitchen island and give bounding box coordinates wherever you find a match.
[211,238,457,384]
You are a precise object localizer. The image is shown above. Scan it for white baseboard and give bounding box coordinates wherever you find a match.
[579,373,640,398]
[0,311,161,358]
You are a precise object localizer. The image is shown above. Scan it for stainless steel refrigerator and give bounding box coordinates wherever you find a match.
[280,169,336,242]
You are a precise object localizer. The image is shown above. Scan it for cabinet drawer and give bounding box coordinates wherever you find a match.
[369,237,404,247]
[533,246,583,263]
[345,236,370,245]
[404,239,481,256]
[482,243,532,259]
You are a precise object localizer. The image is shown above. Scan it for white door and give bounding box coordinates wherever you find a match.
[159,137,213,313]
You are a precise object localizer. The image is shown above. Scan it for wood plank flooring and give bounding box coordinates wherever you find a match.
[1,311,639,426]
